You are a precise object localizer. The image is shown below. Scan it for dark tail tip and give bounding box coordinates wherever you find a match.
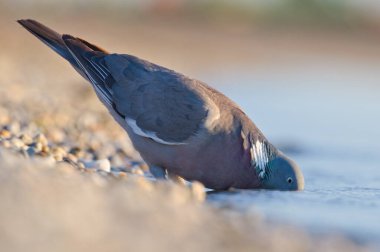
[17,19,37,28]
[17,19,28,27]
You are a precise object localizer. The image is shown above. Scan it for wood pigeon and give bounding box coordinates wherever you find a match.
[18,19,304,190]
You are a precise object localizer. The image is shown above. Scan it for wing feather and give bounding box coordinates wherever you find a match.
[104,54,211,143]
[62,35,115,106]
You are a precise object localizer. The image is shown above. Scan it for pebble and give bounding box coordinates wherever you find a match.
[34,133,48,147]
[26,147,37,157]
[51,147,67,162]
[82,151,95,161]
[0,129,11,139]
[110,154,125,168]
[10,138,25,149]
[77,162,86,170]
[29,142,43,152]
[41,145,50,155]
[83,159,111,172]
[130,166,144,176]
[69,147,85,158]
[65,153,78,163]
[116,171,128,178]
[190,181,206,202]
[19,133,33,145]
[139,162,149,172]
[168,173,186,185]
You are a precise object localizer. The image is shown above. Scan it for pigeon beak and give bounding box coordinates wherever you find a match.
[295,168,305,191]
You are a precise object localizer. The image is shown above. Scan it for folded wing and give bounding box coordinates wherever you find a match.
[105,54,209,144]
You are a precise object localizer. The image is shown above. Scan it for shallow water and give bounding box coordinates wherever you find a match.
[203,64,380,246]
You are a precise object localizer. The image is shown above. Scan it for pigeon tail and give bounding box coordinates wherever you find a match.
[17,19,108,81]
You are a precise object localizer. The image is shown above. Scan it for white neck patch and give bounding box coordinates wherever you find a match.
[250,140,269,179]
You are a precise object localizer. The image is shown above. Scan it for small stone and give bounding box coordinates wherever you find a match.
[69,147,84,158]
[131,166,144,176]
[83,159,111,172]
[110,155,123,167]
[97,170,109,177]
[117,171,127,178]
[66,153,78,163]
[111,170,128,179]
[34,133,48,147]
[168,173,187,185]
[10,138,25,149]
[190,181,206,202]
[19,133,33,145]
[77,162,85,169]
[41,145,50,154]
[51,147,66,162]
[0,129,11,139]
[26,147,36,157]
[139,162,149,171]
[29,142,42,152]
[82,151,95,161]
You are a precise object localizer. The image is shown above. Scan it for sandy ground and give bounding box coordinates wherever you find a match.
[0,11,378,252]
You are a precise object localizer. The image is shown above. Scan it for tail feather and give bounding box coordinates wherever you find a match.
[17,19,109,82]
[17,19,72,62]
[18,19,116,109]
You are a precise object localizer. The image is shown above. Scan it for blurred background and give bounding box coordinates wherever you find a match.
[1,0,380,250]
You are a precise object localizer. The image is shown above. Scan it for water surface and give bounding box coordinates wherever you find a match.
[203,63,380,245]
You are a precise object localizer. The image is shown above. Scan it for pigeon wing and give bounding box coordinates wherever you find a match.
[104,54,212,144]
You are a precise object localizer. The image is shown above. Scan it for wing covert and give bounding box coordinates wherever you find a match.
[105,54,210,144]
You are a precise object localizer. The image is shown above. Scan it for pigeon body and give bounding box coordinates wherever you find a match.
[18,19,304,190]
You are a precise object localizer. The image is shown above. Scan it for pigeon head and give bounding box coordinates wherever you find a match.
[261,153,304,191]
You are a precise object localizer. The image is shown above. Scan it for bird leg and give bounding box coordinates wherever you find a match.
[148,164,186,185]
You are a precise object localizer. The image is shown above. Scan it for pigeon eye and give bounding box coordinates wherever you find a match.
[287,177,293,184]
